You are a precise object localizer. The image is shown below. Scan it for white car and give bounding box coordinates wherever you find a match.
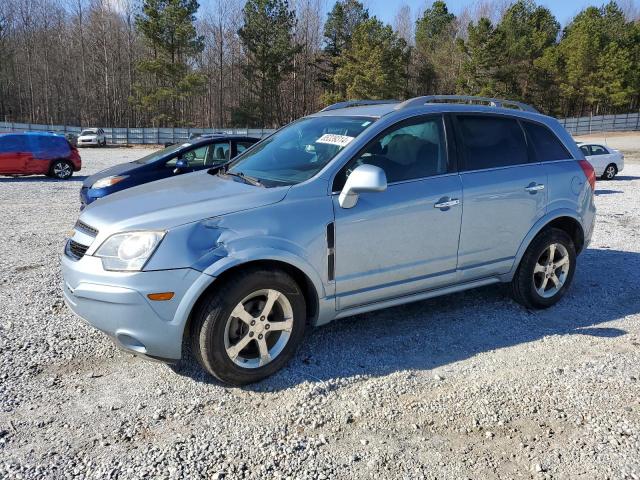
[77,128,106,147]
[578,142,624,180]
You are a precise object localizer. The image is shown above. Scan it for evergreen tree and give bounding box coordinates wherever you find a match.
[236,0,299,127]
[133,0,205,126]
[414,1,458,94]
[457,18,506,96]
[321,0,369,101]
[496,0,559,104]
[550,1,637,115]
[332,18,409,101]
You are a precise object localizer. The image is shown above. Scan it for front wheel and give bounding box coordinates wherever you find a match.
[50,160,73,180]
[511,228,576,309]
[601,163,617,180]
[191,268,306,385]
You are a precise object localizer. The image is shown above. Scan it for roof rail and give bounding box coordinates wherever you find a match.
[395,95,539,113]
[321,99,399,112]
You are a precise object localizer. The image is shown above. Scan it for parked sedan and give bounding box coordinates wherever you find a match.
[0,132,81,179]
[77,128,106,147]
[80,135,259,209]
[578,142,624,180]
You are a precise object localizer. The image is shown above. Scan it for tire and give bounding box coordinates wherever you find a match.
[50,160,73,180]
[511,228,576,309]
[190,268,306,385]
[601,163,617,180]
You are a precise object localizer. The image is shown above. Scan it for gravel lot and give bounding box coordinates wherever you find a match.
[1,136,640,479]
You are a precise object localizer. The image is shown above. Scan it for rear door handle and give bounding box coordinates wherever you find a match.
[434,198,460,209]
[525,183,545,193]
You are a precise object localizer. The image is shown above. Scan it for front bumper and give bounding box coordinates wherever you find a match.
[61,253,214,360]
[78,138,99,146]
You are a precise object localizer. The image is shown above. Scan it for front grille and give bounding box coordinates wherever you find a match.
[67,240,89,260]
[75,220,98,237]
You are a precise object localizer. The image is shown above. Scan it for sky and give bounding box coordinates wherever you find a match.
[364,0,622,26]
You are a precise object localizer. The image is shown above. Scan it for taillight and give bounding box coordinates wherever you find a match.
[578,160,596,190]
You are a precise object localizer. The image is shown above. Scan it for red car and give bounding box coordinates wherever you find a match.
[0,132,82,179]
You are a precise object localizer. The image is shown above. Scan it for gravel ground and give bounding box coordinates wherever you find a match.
[1,138,640,479]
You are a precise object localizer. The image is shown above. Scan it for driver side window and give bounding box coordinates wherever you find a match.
[334,115,447,191]
[165,145,210,168]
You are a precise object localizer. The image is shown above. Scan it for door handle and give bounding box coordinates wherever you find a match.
[525,183,545,193]
[434,198,460,209]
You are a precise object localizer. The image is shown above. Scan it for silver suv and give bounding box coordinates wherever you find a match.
[62,96,597,385]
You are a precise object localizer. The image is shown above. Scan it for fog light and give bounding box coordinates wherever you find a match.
[147,292,175,301]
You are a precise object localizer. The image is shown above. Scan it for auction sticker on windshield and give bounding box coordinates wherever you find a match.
[316,134,354,147]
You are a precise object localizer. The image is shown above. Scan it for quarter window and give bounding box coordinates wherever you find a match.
[523,122,571,161]
[457,115,528,170]
[580,145,590,156]
[335,115,447,190]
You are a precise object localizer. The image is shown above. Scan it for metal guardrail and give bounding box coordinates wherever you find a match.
[1,111,639,143]
[0,123,276,144]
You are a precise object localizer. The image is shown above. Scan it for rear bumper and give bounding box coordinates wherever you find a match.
[61,253,214,360]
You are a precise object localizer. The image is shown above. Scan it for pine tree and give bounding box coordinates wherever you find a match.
[332,18,409,101]
[321,0,369,102]
[457,18,506,96]
[133,0,205,126]
[235,0,299,127]
[414,1,458,94]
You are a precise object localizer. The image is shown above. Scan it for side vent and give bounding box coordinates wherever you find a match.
[327,222,335,282]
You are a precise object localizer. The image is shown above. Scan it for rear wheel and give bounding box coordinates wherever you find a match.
[511,228,576,309]
[601,163,617,180]
[50,160,73,180]
[191,268,306,385]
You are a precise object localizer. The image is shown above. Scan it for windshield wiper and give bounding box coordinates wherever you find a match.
[218,169,263,187]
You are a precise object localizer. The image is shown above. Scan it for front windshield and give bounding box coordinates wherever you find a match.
[134,143,186,164]
[80,130,96,136]
[227,116,376,186]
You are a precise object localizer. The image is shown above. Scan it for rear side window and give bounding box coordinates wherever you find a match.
[523,122,571,161]
[580,145,590,156]
[31,136,69,156]
[0,135,27,153]
[457,115,528,170]
[590,145,608,155]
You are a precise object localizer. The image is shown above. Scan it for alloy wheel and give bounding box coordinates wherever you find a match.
[223,289,294,369]
[533,243,570,298]
[604,165,616,179]
[53,162,72,179]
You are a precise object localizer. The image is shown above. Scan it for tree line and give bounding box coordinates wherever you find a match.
[0,0,638,128]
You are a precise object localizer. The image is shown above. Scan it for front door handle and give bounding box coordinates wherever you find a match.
[434,198,460,210]
[525,183,545,193]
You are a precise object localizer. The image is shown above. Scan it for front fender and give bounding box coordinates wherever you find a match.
[503,208,584,281]
[200,244,327,300]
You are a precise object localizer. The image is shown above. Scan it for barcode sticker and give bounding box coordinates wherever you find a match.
[316,134,355,147]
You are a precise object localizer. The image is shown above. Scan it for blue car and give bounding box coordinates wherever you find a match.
[80,135,259,208]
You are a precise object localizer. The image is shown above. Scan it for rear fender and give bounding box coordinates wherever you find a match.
[502,209,584,281]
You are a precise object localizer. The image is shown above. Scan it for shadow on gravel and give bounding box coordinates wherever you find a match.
[595,189,623,195]
[171,248,637,391]
[615,175,640,180]
[0,175,88,183]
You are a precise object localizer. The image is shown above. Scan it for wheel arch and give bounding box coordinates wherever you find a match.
[181,258,322,350]
[508,211,585,280]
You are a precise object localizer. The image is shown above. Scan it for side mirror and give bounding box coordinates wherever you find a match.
[173,158,188,173]
[338,164,387,209]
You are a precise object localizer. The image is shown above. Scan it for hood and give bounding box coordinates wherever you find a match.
[83,162,143,188]
[80,170,290,232]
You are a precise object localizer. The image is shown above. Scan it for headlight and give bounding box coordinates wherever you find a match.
[92,175,128,189]
[94,231,165,271]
